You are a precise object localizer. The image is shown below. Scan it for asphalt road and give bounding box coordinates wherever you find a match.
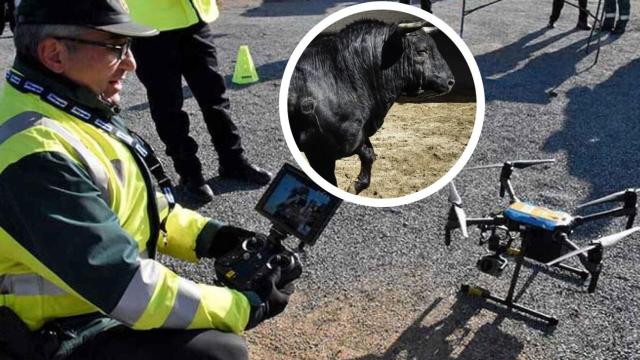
[1,1,639,359]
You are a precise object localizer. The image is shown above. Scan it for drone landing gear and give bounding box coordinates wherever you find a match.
[554,262,590,280]
[461,284,559,326]
[461,241,560,326]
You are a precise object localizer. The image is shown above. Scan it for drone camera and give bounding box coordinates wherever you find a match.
[477,254,508,276]
[486,233,502,252]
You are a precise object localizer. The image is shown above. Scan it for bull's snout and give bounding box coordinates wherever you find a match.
[433,74,455,95]
[447,78,455,91]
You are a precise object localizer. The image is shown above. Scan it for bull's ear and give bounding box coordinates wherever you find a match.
[381,25,405,69]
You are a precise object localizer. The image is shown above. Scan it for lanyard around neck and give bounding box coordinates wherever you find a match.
[5,70,176,245]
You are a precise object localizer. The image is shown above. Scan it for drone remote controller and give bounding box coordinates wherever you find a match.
[213,163,341,292]
[214,231,302,290]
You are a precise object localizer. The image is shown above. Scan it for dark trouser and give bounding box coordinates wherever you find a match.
[550,0,589,24]
[132,22,244,183]
[398,0,432,12]
[604,0,631,23]
[65,327,248,360]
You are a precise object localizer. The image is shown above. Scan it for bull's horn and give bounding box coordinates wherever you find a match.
[421,26,439,35]
[397,21,430,35]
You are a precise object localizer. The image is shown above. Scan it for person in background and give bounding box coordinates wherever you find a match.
[548,0,592,30]
[127,0,272,204]
[399,0,432,12]
[601,0,630,34]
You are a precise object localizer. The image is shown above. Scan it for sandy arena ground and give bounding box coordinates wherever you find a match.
[336,102,476,198]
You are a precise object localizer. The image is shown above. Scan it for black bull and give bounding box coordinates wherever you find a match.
[288,20,455,194]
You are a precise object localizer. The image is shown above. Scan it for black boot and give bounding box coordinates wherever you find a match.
[576,21,592,30]
[179,177,214,203]
[171,154,214,202]
[601,18,615,31]
[576,0,590,30]
[219,159,272,185]
[611,20,627,34]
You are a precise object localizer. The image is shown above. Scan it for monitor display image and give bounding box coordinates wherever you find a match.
[256,164,341,244]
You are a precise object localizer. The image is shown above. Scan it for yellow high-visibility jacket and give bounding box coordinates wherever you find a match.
[126,0,219,32]
[0,59,249,333]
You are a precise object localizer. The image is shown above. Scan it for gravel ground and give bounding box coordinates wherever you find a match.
[1,0,639,359]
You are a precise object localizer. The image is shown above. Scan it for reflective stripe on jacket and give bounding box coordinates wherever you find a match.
[0,63,249,334]
[126,0,219,31]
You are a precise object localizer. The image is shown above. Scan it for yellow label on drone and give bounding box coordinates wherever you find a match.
[508,202,568,222]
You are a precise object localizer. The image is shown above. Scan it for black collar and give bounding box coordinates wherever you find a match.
[13,56,120,119]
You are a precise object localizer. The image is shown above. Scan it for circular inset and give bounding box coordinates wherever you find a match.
[279,2,485,207]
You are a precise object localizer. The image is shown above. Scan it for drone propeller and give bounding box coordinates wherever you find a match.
[546,226,640,266]
[447,182,468,238]
[577,188,639,209]
[466,159,556,170]
[467,159,556,200]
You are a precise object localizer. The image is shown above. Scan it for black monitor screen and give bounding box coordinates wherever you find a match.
[256,163,341,245]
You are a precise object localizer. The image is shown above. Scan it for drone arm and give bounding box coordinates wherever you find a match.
[502,178,519,203]
[445,217,504,245]
[557,233,589,265]
[587,247,604,293]
[467,217,506,227]
[445,217,496,231]
[626,213,636,229]
[573,206,634,228]
[588,270,601,293]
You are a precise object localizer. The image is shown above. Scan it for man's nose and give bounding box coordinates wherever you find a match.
[119,49,136,72]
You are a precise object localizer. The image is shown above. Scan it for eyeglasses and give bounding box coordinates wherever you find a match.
[54,37,132,61]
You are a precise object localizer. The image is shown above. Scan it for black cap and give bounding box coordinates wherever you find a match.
[17,0,158,37]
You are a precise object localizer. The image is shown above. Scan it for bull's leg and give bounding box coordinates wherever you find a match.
[354,138,376,194]
[307,152,337,186]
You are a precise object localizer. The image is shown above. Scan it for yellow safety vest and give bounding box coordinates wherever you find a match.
[0,64,249,333]
[126,0,219,32]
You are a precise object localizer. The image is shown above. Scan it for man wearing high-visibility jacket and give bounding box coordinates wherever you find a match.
[126,0,272,204]
[0,0,292,359]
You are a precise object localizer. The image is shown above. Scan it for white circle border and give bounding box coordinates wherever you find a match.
[278,1,485,208]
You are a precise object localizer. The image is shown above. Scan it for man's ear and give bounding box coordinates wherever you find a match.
[38,38,68,74]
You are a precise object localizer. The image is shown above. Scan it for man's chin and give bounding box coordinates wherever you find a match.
[102,92,121,106]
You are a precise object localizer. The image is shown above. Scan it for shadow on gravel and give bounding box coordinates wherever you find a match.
[241,0,355,17]
[543,58,640,206]
[350,294,550,360]
[476,28,618,104]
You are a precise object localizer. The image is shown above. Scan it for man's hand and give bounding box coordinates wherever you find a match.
[243,267,295,330]
[202,225,255,259]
